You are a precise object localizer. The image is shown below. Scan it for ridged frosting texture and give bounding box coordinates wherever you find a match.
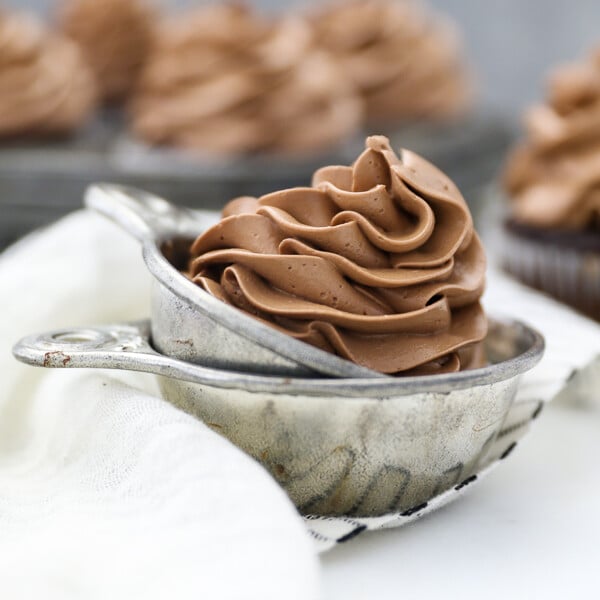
[311,0,472,123]
[504,49,600,231]
[130,4,363,155]
[188,136,487,375]
[0,10,96,136]
[60,0,156,101]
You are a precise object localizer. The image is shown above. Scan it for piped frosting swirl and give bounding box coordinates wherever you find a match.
[311,0,472,123]
[504,49,600,231]
[0,10,96,136]
[188,136,487,375]
[130,4,363,155]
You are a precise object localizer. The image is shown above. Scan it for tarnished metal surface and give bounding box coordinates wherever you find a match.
[14,318,544,516]
[163,376,520,516]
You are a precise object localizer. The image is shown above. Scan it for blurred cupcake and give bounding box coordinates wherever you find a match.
[503,50,600,321]
[0,10,97,137]
[310,0,472,125]
[59,0,156,102]
[129,3,363,156]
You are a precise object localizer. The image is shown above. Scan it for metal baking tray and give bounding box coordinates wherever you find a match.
[0,110,512,249]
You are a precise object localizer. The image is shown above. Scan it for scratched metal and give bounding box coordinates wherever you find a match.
[14,317,544,516]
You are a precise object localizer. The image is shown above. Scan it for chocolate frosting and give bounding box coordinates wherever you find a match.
[504,50,600,231]
[311,0,472,123]
[188,136,487,375]
[60,0,156,101]
[130,4,363,155]
[0,11,97,136]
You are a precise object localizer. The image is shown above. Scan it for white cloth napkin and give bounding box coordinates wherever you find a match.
[0,211,319,600]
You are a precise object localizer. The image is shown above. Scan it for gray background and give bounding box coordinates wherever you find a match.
[8,0,600,118]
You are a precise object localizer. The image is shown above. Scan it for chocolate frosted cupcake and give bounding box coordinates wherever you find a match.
[59,0,156,102]
[129,4,363,156]
[310,0,472,124]
[187,135,487,375]
[0,10,97,137]
[503,50,600,321]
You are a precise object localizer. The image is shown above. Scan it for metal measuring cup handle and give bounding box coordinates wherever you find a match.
[85,183,214,242]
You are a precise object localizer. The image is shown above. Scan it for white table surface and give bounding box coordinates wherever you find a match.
[320,401,600,599]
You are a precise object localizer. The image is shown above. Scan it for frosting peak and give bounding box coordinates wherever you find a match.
[188,136,487,375]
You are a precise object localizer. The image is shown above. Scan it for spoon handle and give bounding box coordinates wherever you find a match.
[85,183,210,242]
[12,321,254,388]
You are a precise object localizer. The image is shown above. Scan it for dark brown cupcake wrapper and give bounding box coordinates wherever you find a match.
[503,226,600,322]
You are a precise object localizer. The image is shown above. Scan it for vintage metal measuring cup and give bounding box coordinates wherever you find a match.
[14,317,544,516]
[12,184,545,516]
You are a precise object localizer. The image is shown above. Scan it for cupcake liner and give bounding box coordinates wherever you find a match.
[503,223,600,321]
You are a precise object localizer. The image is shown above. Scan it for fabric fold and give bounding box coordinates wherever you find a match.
[0,211,319,600]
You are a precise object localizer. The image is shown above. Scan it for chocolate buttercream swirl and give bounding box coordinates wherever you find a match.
[504,49,600,231]
[130,4,363,155]
[188,136,487,375]
[311,0,472,123]
[0,11,96,137]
